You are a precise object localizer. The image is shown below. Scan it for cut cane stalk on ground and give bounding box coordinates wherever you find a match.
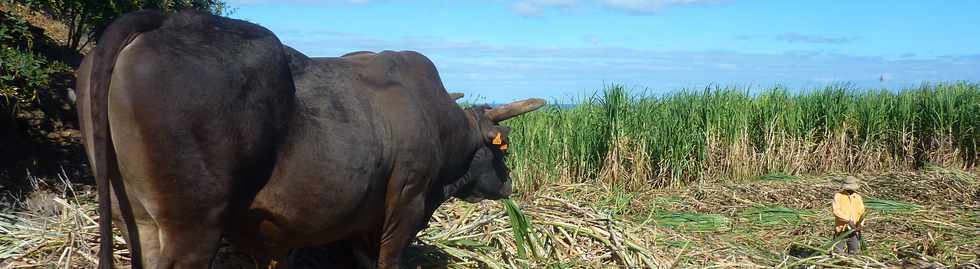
[2,168,976,268]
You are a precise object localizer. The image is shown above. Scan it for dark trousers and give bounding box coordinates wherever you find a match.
[834,230,860,254]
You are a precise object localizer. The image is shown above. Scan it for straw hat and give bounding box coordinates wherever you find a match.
[842,176,861,191]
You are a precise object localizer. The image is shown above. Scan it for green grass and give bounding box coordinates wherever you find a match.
[654,212,731,232]
[598,187,638,215]
[505,82,980,192]
[738,205,814,226]
[864,198,922,213]
[502,198,536,266]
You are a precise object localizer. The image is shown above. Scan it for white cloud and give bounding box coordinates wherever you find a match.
[775,32,860,44]
[601,0,732,14]
[505,0,731,16]
[879,73,895,81]
[278,30,980,101]
[511,0,577,17]
[582,34,602,46]
[716,63,737,70]
[511,2,545,16]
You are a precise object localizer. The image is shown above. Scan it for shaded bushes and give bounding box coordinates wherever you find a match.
[1,9,83,187]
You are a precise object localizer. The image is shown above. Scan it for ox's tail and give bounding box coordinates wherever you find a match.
[85,10,166,269]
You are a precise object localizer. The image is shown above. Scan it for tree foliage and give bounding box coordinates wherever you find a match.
[11,0,229,50]
[1,9,70,106]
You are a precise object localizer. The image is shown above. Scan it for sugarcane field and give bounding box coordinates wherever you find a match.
[1,1,978,268]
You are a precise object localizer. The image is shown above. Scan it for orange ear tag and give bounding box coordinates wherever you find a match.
[492,132,508,151]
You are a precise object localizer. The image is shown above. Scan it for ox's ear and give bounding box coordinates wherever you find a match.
[486,98,546,122]
[449,92,464,101]
[484,126,512,152]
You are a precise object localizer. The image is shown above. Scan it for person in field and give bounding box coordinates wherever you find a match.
[832,176,865,254]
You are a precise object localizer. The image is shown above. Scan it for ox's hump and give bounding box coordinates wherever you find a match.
[342,50,376,57]
[341,50,445,101]
[160,10,278,40]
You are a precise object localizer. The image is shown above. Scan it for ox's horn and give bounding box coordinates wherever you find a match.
[486,98,546,122]
[449,92,464,100]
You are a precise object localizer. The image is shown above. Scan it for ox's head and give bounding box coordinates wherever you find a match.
[452,98,545,202]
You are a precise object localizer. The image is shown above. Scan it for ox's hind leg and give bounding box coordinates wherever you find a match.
[111,144,232,269]
[108,181,164,267]
[109,148,230,269]
[108,80,234,268]
[110,136,231,269]
[153,204,228,268]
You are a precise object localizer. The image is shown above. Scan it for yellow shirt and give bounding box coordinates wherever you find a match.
[832,192,865,232]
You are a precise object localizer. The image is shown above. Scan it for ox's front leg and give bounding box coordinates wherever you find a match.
[377,175,429,269]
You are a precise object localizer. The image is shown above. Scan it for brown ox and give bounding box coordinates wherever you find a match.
[77,9,543,269]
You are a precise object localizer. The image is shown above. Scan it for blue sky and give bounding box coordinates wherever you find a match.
[226,0,980,103]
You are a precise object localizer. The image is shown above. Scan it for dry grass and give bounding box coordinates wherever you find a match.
[2,166,978,268]
[0,179,660,268]
[532,167,980,268]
